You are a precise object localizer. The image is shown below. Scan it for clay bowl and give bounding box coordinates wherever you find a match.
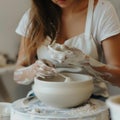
[33,73,94,108]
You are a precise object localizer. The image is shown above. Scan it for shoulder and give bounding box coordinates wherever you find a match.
[18,8,31,25]
[15,8,31,36]
[96,0,114,8]
[93,0,118,23]
[22,8,31,20]
[95,0,115,12]
[92,0,120,42]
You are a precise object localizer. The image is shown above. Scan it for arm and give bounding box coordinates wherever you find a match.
[14,37,37,85]
[14,37,55,85]
[48,36,120,87]
[15,37,28,69]
[93,33,120,86]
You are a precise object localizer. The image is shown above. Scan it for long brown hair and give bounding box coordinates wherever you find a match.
[23,0,61,66]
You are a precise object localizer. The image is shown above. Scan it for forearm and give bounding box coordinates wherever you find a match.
[14,65,36,85]
[14,59,56,85]
[92,64,120,87]
[48,43,120,87]
[81,55,120,87]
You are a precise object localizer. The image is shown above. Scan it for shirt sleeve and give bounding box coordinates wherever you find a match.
[97,1,120,42]
[15,9,30,37]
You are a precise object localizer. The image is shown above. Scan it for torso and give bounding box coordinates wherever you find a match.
[37,0,99,60]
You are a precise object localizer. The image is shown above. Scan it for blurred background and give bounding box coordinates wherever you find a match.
[0,0,120,102]
[0,0,31,102]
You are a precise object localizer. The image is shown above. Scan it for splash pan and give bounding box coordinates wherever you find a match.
[11,98,109,120]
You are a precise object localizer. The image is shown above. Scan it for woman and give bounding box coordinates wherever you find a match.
[14,0,120,97]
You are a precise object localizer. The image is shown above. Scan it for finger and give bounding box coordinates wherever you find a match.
[36,60,54,71]
[43,59,55,67]
[36,70,55,78]
[38,67,55,74]
[36,73,45,78]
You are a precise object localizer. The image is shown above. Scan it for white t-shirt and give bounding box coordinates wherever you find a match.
[16,0,120,43]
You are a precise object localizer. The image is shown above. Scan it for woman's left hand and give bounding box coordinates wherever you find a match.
[48,44,88,66]
[48,44,106,67]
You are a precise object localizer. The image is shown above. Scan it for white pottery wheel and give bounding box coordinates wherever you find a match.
[10,98,109,120]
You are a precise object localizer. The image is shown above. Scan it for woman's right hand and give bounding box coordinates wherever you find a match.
[14,59,56,85]
[33,59,56,78]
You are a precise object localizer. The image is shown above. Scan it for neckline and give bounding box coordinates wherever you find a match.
[53,0,95,44]
[63,33,84,44]
[63,0,100,43]
[58,0,94,43]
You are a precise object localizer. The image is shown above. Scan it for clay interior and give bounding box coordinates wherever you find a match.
[37,73,90,82]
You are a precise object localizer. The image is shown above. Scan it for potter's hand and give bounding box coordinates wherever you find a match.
[48,44,105,67]
[48,44,73,64]
[48,44,85,65]
[33,59,56,78]
[14,59,55,85]
[48,44,110,97]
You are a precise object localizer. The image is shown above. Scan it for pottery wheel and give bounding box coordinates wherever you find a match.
[11,98,109,120]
